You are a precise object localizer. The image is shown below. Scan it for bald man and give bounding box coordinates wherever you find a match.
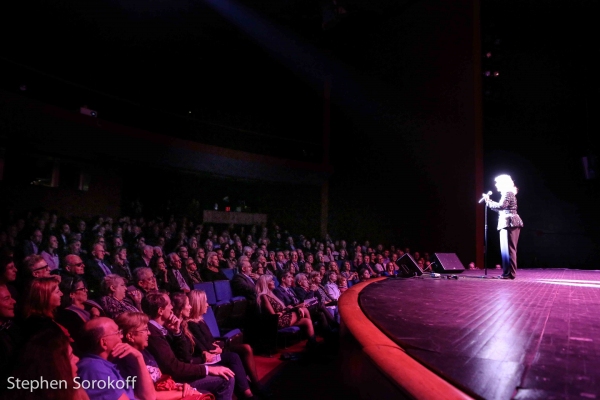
[77,317,154,400]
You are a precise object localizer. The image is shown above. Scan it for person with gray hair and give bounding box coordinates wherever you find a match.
[200,251,228,282]
[162,252,193,293]
[98,274,140,319]
[77,317,155,400]
[483,174,524,280]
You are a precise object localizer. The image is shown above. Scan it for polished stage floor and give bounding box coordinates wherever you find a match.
[359,269,600,400]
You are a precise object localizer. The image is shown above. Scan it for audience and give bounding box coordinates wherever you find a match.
[77,317,155,400]
[142,291,236,400]
[0,208,437,399]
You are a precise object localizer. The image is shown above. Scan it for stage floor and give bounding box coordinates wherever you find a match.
[359,269,600,400]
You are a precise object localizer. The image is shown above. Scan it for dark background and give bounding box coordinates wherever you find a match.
[1,0,598,267]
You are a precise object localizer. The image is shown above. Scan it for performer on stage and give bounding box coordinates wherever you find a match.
[483,174,523,280]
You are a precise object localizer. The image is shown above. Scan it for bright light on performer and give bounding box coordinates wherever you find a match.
[482,174,523,279]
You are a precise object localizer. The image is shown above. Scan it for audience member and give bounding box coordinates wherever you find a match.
[172,292,257,399]
[142,292,235,399]
[85,243,115,297]
[3,328,89,400]
[40,235,60,272]
[201,252,228,282]
[255,275,316,347]
[99,274,141,319]
[163,253,192,293]
[0,283,21,388]
[115,312,211,400]
[77,317,155,400]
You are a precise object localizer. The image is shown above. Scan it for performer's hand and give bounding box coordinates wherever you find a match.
[482,193,490,202]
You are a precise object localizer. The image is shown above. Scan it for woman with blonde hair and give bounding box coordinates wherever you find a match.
[175,291,259,399]
[255,275,316,347]
[483,174,524,280]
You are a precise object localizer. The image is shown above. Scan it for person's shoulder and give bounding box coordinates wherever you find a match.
[78,355,113,373]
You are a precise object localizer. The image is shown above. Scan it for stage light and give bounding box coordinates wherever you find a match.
[493,71,500,77]
[486,52,492,58]
[80,106,97,117]
[484,71,491,77]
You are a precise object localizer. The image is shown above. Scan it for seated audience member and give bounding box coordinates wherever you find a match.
[251,255,268,277]
[85,243,115,297]
[151,256,169,287]
[373,254,386,276]
[201,252,228,282]
[153,246,164,259]
[359,254,377,277]
[21,255,53,290]
[67,237,83,257]
[163,253,192,293]
[142,291,235,400]
[0,284,21,388]
[225,248,238,270]
[21,228,43,258]
[21,276,70,341]
[99,274,141,319]
[177,245,190,263]
[0,250,18,300]
[186,290,265,395]
[230,258,258,307]
[309,271,339,324]
[111,246,133,283]
[185,257,204,285]
[131,267,159,300]
[323,270,342,301]
[115,312,212,400]
[40,235,60,272]
[423,260,433,272]
[358,268,371,282]
[337,276,348,293]
[60,254,87,282]
[273,271,308,312]
[382,262,398,277]
[133,245,155,269]
[327,261,339,273]
[293,273,337,334]
[3,328,89,400]
[256,275,316,347]
[56,275,91,346]
[171,292,257,399]
[77,317,155,400]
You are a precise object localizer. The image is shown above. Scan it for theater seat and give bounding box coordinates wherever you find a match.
[213,280,248,329]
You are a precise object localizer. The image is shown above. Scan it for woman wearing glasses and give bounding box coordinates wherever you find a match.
[115,312,210,400]
[56,275,94,347]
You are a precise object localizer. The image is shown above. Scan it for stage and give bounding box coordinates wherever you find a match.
[339,269,600,400]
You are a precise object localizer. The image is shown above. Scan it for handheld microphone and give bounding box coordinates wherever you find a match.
[478,191,492,203]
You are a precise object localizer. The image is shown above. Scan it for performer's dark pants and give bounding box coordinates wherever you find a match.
[500,227,520,278]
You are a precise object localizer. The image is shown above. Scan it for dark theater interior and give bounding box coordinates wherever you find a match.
[1,0,599,399]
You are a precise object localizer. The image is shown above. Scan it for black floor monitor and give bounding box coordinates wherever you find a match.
[397,253,423,277]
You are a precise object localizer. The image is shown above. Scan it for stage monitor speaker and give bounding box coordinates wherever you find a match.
[397,253,423,277]
[432,253,465,273]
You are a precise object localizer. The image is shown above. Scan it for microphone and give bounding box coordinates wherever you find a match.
[478,191,492,203]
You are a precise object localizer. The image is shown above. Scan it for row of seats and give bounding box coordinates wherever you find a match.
[193,277,298,355]
[193,280,248,330]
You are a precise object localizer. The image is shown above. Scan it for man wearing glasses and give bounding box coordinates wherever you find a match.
[21,255,54,291]
[77,317,155,400]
